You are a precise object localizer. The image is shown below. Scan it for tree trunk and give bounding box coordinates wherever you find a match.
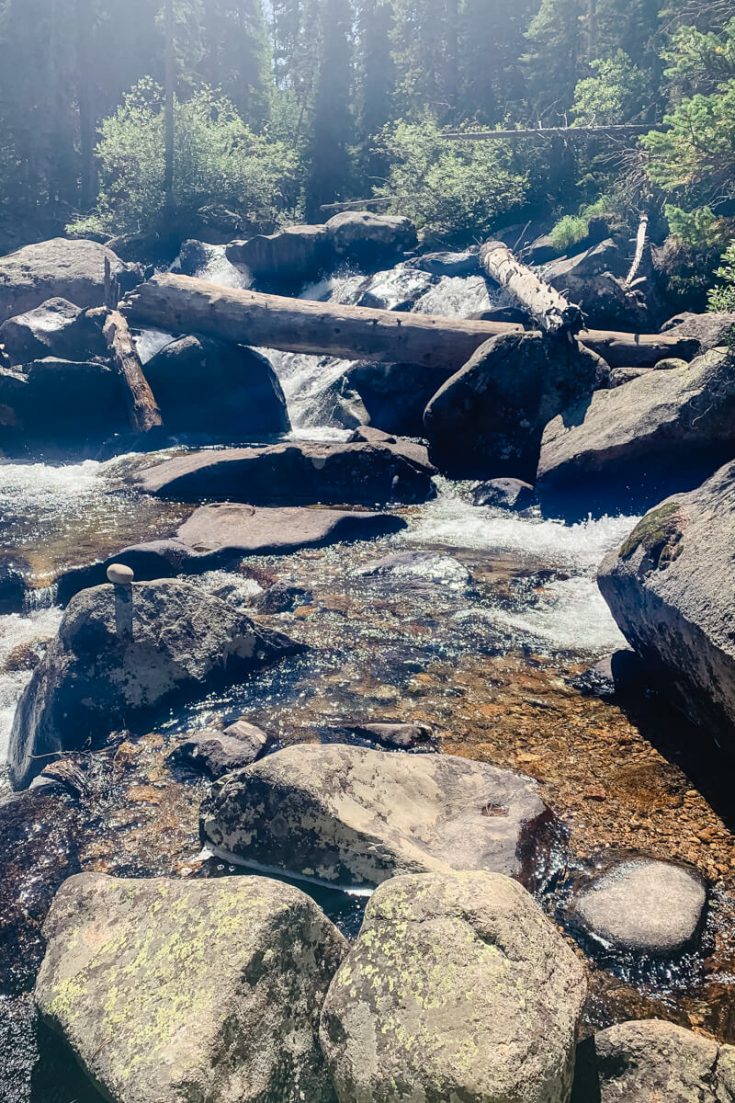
[624,212,650,290]
[95,308,163,433]
[480,240,584,337]
[123,274,697,369]
[163,0,175,222]
[76,0,96,211]
[442,125,664,140]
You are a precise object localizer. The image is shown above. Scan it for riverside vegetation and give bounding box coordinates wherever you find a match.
[1,2,735,1103]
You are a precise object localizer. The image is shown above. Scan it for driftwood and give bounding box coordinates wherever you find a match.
[123,274,697,370]
[95,308,163,433]
[624,212,650,290]
[480,240,584,337]
[442,125,664,141]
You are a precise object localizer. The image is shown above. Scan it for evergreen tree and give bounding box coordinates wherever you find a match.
[304,0,355,219]
[460,0,536,123]
[355,0,395,179]
[523,0,583,118]
[199,0,272,128]
[392,0,460,122]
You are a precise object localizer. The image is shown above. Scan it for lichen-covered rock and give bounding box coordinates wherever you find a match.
[0,238,141,324]
[201,743,556,890]
[571,1020,735,1102]
[424,331,607,480]
[9,578,302,789]
[143,335,290,438]
[320,871,587,1103]
[35,873,347,1103]
[539,349,735,503]
[598,461,735,752]
[570,857,707,956]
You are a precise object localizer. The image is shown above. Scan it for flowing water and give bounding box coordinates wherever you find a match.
[2,249,735,1101]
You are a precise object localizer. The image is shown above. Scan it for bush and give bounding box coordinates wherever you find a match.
[373,117,528,246]
[708,243,735,312]
[549,215,589,252]
[68,80,299,238]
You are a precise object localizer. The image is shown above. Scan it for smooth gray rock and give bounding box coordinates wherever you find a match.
[131,441,436,505]
[571,1020,735,1103]
[345,359,454,437]
[425,331,607,480]
[545,240,647,330]
[325,211,417,263]
[662,310,735,352]
[406,249,480,277]
[571,857,707,955]
[539,349,735,497]
[226,225,331,285]
[201,743,556,890]
[330,720,435,750]
[143,335,290,438]
[171,720,269,778]
[472,477,537,510]
[0,238,140,324]
[7,357,127,440]
[0,298,107,365]
[36,873,347,1103]
[598,461,735,750]
[9,578,302,789]
[320,871,587,1103]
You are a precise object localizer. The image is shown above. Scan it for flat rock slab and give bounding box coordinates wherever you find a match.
[132,441,435,505]
[572,1020,735,1103]
[571,857,707,955]
[36,873,347,1103]
[201,743,556,890]
[320,872,587,1103]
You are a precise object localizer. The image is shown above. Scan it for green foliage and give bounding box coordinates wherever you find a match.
[572,51,649,125]
[549,215,590,252]
[373,117,527,245]
[708,243,735,312]
[68,81,297,237]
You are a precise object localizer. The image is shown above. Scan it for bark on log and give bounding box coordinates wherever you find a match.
[480,240,584,337]
[123,273,697,370]
[96,308,163,432]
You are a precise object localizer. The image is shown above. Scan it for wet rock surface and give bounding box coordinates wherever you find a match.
[327,720,436,751]
[570,856,707,956]
[598,461,735,751]
[424,331,607,480]
[171,719,270,778]
[571,1019,735,1102]
[201,743,557,890]
[132,440,436,505]
[36,872,347,1103]
[9,578,302,788]
[472,477,537,510]
[320,871,587,1103]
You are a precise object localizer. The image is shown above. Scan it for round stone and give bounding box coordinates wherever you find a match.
[106,563,134,586]
[572,857,707,956]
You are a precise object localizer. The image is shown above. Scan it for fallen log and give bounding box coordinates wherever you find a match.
[480,240,584,337]
[93,307,163,433]
[123,274,698,370]
[443,125,664,141]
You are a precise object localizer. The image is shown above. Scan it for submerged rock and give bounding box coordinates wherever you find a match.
[424,331,607,480]
[201,743,556,890]
[570,856,707,955]
[0,559,27,614]
[143,335,290,438]
[36,873,347,1103]
[9,578,302,789]
[329,720,436,751]
[598,461,735,751]
[0,297,107,365]
[0,238,141,324]
[132,441,436,505]
[407,248,480,277]
[320,871,587,1103]
[571,1020,735,1103]
[357,549,472,590]
[539,348,735,504]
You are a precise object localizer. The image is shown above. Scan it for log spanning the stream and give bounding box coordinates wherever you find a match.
[480,240,584,337]
[123,273,697,370]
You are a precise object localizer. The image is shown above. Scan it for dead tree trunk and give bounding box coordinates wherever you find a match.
[480,240,585,337]
[95,308,163,432]
[123,273,696,369]
[624,212,650,290]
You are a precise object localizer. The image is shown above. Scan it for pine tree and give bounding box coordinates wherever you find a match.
[460,0,536,123]
[355,0,395,179]
[199,0,272,128]
[391,0,461,122]
[304,0,355,219]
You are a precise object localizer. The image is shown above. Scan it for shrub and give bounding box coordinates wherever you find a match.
[68,80,299,238]
[549,214,589,252]
[708,243,735,312]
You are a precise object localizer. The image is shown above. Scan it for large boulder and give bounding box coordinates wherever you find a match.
[346,359,455,436]
[9,357,127,440]
[55,503,406,602]
[8,578,302,789]
[325,211,418,265]
[143,335,290,438]
[662,310,735,352]
[570,856,707,956]
[424,331,607,480]
[226,225,332,287]
[132,440,436,505]
[201,743,556,890]
[0,298,108,365]
[36,873,347,1103]
[597,461,735,753]
[0,238,141,324]
[571,1020,735,1102]
[320,871,587,1103]
[539,348,735,505]
[545,239,647,330]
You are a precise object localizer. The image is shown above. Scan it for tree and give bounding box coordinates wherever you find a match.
[392,0,461,122]
[356,0,395,169]
[304,0,355,218]
[523,0,583,118]
[199,0,272,128]
[460,0,535,124]
[572,50,650,125]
